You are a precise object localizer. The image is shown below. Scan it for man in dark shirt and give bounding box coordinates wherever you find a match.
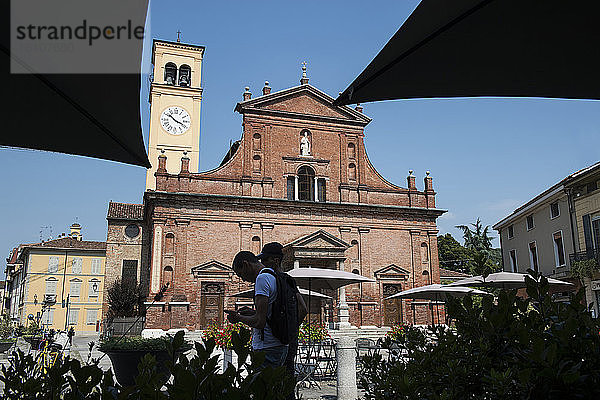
[257,242,308,400]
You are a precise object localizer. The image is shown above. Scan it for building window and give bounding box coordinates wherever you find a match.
[526,215,535,230]
[45,278,58,295]
[421,243,429,263]
[509,249,517,272]
[298,166,315,201]
[347,143,356,159]
[164,62,177,85]
[165,233,175,254]
[88,279,100,298]
[251,236,261,255]
[317,178,326,202]
[163,266,173,287]
[48,256,59,273]
[72,257,83,274]
[252,155,261,172]
[122,260,138,286]
[68,308,79,325]
[553,231,566,266]
[86,309,98,325]
[287,176,295,200]
[125,224,140,238]
[91,258,102,274]
[508,225,514,239]
[550,202,560,219]
[70,279,82,297]
[348,163,357,181]
[178,64,191,86]
[253,133,261,150]
[587,181,598,194]
[529,242,539,272]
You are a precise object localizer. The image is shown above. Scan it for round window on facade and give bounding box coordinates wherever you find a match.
[125,224,140,238]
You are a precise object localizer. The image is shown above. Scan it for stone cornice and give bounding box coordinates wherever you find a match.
[145,191,446,219]
[240,107,368,128]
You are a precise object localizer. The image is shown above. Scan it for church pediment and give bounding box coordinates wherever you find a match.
[235,85,371,125]
[191,260,233,278]
[286,230,350,250]
[374,264,410,279]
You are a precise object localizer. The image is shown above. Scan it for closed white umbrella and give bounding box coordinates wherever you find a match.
[287,267,375,291]
[446,272,574,290]
[385,284,491,325]
[231,287,332,301]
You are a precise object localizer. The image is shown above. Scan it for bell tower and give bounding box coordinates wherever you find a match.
[146,39,204,190]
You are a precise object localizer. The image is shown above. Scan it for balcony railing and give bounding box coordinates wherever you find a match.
[569,249,600,264]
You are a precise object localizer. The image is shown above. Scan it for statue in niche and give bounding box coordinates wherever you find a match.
[300,131,311,156]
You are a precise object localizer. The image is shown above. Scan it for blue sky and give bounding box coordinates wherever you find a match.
[2,0,599,278]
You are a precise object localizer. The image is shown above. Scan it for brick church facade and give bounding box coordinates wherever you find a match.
[105,71,445,331]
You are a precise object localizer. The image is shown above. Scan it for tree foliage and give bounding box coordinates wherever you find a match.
[437,233,472,273]
[360,272,600,399]
[106,279,146,319]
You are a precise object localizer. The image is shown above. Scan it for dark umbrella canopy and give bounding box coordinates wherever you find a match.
[335,0,600,106]
[1,1,151,168]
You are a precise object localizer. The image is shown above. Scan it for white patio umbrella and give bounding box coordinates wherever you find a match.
[287,267,375,343]
[446,272,574,290]
[287,267,375,291]
[385,284,491,325]
[231,287,332,301]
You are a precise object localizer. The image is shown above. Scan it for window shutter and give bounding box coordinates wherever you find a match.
[86,309,98,325]
[45,279,58,295]
[48,256,59,273]
[91,258,101,274]
[72,257,83,274]
[583,214,594,252]
[68,309,79,325]
[287,177,295,200]
[70,280,82,297]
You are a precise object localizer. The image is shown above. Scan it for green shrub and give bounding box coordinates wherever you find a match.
[1,328,293,399]
[360,272,600,399]
[571,258,599,281]
[202,321,251,350]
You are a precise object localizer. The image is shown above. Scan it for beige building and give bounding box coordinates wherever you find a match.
[494,161,600,315]
[6,224,106,333]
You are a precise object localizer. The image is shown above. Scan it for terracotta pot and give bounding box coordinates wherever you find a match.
[103,349,171,387]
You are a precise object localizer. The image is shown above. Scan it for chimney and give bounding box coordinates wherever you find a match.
[262,81,271,95]
[69,223,82,240]
[157,151,167,172]
[355,103,363,113]
[243,86,252,101]
[407,170,416,190]
[424,171,434,192]
[180,152,190,174]
[300,62,309,85]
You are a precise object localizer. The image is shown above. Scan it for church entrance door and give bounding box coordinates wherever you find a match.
[199,282,224,329]
[382,283,403,326]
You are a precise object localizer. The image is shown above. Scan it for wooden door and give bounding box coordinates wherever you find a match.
[383,284,403,326]
[199,282,224,329]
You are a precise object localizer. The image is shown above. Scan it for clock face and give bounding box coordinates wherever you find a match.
[160,106,191,135]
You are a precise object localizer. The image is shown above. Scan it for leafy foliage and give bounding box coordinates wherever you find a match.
[1,329,294,399]
[202,321,251,350]
[437,233,472,273]
[455,217,494,254]
[99,335,186,352]
[298,321,330,343]
[0,316,14,341]
[359,272,600,399]
[385,323,409,341]
[570,258,600,282]
[106,278,146,319]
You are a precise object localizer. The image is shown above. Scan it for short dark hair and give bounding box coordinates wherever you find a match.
[232,251,258,271]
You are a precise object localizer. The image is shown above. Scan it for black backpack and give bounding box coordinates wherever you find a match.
[259,269,299,345]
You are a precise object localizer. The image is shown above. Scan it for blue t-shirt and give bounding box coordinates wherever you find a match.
[252,268,285,350]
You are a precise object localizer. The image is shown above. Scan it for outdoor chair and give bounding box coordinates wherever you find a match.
[314,339,336,380]
[295,343,321,391]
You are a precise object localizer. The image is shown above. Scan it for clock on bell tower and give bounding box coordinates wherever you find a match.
[146,39,205,190]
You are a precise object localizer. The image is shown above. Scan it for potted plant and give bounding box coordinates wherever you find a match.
[298,321,330,344]
[203,321,251,370]
[98,334,191,387]
[0,317,16,353]
[19,322,43,350]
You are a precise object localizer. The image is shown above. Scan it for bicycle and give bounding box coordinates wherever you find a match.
[34,330,65,374]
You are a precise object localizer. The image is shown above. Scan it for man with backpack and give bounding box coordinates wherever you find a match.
[257,243,307,399]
